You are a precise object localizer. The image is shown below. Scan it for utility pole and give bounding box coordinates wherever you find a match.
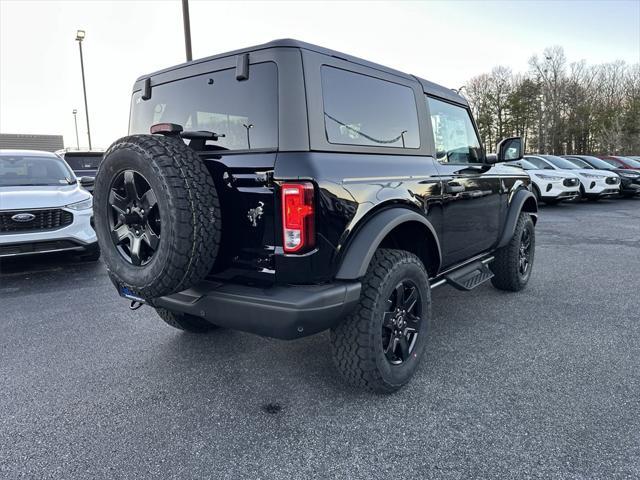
[72,109,79,149]
[182,0,193,61]
[76,30,92,149]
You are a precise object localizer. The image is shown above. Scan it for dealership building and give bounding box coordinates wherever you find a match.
[0,133,64,152]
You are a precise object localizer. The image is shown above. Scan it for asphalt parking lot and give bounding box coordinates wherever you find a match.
[1,198,639,479]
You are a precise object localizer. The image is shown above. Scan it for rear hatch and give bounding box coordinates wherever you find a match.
[61,151,103,177]
[129,61,279,285]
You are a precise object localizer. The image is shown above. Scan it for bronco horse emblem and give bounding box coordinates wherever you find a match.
[247,201,265,227]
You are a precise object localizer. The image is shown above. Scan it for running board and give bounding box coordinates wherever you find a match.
[442,260,494,291]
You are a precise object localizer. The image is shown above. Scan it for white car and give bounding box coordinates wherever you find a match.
[0,149,99,260]
[506,159,580,204]
[524,154,620,200]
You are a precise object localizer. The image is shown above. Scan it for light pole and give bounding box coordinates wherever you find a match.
[182,0,193,61]
[76,29,92,149]
[72,109,79,149]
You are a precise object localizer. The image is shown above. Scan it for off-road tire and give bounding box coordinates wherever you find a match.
[155,308,219,333]
[490,212,535,291]
[93,134,221,300]
[330,249,431,394]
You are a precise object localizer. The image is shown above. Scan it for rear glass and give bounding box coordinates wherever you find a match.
[321,66,420,149]
[63,154,102,170]
[129,62,278,151]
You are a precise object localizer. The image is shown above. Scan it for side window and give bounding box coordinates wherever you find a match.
[427,96,483,164]
[321,66,420,149]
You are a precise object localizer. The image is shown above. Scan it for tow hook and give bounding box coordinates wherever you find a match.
[129,300,144,311]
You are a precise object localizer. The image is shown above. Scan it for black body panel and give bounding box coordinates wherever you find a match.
[125,39,537,338]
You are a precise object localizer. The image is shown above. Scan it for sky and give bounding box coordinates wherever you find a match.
[1,0,639,149]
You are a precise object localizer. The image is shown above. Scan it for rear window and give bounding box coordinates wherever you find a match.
[63,154,102,170]
[129,62,278,151]
[321,66,420,149]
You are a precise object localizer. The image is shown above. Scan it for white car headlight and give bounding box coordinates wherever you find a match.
[66,198,93,210]
[579,173,605,179]
[536,173,563,181]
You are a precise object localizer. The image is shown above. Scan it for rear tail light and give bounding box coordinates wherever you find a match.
[281,182,315,253]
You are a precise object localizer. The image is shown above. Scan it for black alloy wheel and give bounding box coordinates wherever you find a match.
[382,280,422,365]
[108,170,160,266]
[518,227,532,277]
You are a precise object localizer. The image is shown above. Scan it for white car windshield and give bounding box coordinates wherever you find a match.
[0,154,75,187]
[540,155,581,170]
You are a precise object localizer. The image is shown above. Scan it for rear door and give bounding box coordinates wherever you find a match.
[129,54,287,285]
[425,96,502,267]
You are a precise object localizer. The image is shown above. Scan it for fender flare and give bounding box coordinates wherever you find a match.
[335,208,442,280]
[497,189,538,248]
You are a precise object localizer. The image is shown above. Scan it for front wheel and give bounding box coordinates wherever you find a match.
[330,249,431,393]
[490,212,535,291]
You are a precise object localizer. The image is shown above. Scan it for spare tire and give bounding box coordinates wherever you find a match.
[93,134,221,299]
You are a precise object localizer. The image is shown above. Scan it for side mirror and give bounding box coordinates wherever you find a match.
[79,176,95,188]
[496,137,523,162]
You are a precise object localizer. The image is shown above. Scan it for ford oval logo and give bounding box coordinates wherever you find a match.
[11,213,36,223]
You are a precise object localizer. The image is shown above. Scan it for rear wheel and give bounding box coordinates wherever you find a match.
[490,212,535,291]
[155,308,219,333]
[330,249,431,393]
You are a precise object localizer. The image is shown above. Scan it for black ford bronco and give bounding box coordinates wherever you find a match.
[94,39,537,393]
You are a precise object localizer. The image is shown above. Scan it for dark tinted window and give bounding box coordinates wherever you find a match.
[321,66,420,149]
[129,62,278,151]
[63,154,102,170]
[427,97,483,163]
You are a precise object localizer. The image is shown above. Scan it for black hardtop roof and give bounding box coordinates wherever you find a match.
[137,38,467,106]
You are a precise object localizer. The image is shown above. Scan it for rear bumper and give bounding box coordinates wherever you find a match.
[153,280,362,340]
